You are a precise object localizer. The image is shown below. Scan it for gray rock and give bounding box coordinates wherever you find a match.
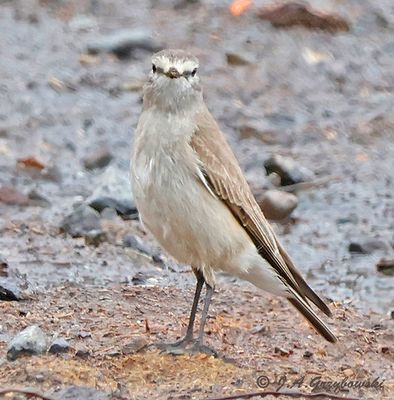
[0,278,21,301]
[123,234,151,255]
[49,338,70,354]
[376,259,394,276]
[83,147,113,170]
[60,204,102,238]
[87,29,160,58]
[87,165,137,219]
[28,189,51,207]
[53,386,110,400]
[348,239,389,254]
[7,325,48,361]
[75,347,90,359]
[264,155,315,186]
[121,336,147,355]
[258,189,298,220]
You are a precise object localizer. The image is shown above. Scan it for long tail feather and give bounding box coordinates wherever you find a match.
[288,289,337,343]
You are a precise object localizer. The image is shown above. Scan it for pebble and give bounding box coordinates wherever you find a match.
[28,189,51,207]
[123,234,152,255]
[53,385,110,400]
[49,338,70,354]
[264,155,315,186]
[348,239,389,254]
[226,52,251,66]
[60,204,103,238]
[87,29,160,58]
[121,337,148,355]
[376,258,394,276]
[258,189,298,220]
[7,325,48,361]
[87,165,137,219]
[0,279,21,301]
[83,147,113,170]
[75,347,90,359]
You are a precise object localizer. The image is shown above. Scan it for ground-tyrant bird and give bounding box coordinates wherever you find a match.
[131,49,337,355]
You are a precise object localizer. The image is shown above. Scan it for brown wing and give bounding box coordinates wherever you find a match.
[191,108,331,316]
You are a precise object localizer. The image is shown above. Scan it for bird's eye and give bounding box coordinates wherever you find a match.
[191,68,197,77]
[152,64,157,73]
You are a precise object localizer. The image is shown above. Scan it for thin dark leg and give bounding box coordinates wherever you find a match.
[197,283,214,345]
[153,270,204,353]
[181,271,205,341]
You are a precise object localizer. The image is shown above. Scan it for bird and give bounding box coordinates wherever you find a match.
[130,49,337,355]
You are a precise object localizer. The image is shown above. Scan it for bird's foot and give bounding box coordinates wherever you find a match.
[152,337,217,357]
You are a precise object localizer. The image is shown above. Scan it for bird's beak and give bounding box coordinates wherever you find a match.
[165,67,181,79]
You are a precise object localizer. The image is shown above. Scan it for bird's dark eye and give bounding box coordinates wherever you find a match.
[152,64,157,73]
[191,68,197,77]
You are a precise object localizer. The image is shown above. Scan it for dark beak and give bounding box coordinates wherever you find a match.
[166,67,181,79]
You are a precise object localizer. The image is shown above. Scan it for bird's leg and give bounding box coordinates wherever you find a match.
[174,270,205,345]
[189,283,217,356]
[153,270,204,354]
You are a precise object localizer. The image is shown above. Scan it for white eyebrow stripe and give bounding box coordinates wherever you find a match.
[155,57,198,74]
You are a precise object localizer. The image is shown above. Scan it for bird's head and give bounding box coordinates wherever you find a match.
[143,49,202,111]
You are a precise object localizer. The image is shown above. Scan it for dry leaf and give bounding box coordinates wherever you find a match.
[230,0,252,17]
[17,156,45,170]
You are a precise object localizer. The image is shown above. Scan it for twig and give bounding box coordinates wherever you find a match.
[280,176,342,193]
[206,390,361,400]
[0,387,56,400]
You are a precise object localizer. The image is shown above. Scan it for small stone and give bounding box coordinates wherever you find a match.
[348,239,389,254]
[250,324,267,334]
[274,346,291,356]
[28,189,51,207]
[100,207,118,220]
[60,205,102,238]
[257,3,350,33]
[264,155,315,186]
[303,350,313,358]
[49,338,70,354]
[87,165,136,219]
[226,52,251,66]
[0,185,29,206]
[75,348,90,359]
[78,331,91,339]
[83,147,113,170]
[258,190,298,220]
[53,385,110,400]
[0,279,20,301]
[376,259,394,276]
[343,368,354,377]
[123,235,151,255]
[7,325,48,361]
[121,337,147,355]
[84,229,107,246]
[87,29,160,59]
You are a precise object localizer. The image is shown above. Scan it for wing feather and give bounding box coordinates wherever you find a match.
[191,108,331,316]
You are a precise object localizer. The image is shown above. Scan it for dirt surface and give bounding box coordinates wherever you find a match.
[0,0,393,399]
[1,285,393,399]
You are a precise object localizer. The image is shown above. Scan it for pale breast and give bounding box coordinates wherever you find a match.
[131,113,250,270]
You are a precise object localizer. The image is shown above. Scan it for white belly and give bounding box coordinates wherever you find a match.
[132,147,250,270]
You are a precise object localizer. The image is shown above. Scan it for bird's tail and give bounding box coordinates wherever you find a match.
[288,288,337,343]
